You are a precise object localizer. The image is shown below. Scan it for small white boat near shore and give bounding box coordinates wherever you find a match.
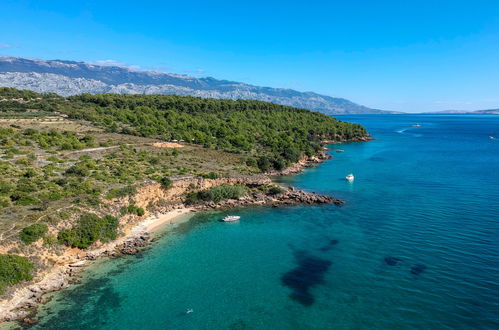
[222,215,240,222]
[345,174,354,182]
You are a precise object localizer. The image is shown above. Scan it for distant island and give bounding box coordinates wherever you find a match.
[0,57,400,115]
[0,87,369,323]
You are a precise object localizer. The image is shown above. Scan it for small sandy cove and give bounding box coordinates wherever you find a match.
[0,207,195,322]
[136,207,194,233]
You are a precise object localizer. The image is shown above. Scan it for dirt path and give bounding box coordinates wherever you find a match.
[67,142,183,155]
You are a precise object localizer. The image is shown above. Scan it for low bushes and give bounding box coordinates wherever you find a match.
[58,213,118,249]
[0,254,33,294]
[200,172,218,179]
[121,205,145,216]
[159,176,173,189]
[19,223,48,244]
[268,185,285,195]
[186,184,248,204]
[106,185,137,200]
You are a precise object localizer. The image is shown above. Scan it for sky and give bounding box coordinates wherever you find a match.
[1,0,499,112]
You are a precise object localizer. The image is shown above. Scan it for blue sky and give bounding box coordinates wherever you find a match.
[1,0,499,112]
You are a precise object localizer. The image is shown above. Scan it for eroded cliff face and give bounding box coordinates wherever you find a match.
[133,176,272,207]
[105,176,272,228]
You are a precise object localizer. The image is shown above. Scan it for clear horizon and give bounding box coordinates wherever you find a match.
[1,0,499,113]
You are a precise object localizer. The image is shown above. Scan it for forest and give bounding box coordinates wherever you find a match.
[64,94,367,169]
[1,88,368,172]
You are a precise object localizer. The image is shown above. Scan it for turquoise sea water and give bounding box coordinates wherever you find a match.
[30,115,499,329]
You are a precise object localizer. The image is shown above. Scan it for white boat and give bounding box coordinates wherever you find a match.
[222,215,240,222]
[345,174,354,182]
[489,136,496,140]
[411,124,422,127]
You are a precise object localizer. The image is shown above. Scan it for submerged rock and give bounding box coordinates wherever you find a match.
[22,317,38,325]
[319,239,339,252]
[384,257,402,266]
[281,250,332,306]
[410,264,427,275]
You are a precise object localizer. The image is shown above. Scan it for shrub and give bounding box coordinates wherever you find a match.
[14,195,40,206]
[19,223,48,244]
[43,234,58,246]
[282,148,301,163]
[106,185,137,199]
[159,176,173,189]
[59,211,70,220]
[257,156,271,173]
[0,254,33,294]
[57,213,118,249]
[47,156,65,163]
[200,172,218,179]
[22,169,37,178]
[186,184,248,204]
[271,157,287,171]
[0,197,10,208]
[0,181,13,194]
[122,205,145,216]
[268,185,285,195]
[245,158,257,167]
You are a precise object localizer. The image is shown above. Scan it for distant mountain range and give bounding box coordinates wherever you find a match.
[425,109,499,114]
[0,56,397,115]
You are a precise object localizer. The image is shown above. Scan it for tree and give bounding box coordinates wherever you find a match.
[257,156,271,172]
[159,176,173,189]
[0,254,34,293]
[19,223,48,244]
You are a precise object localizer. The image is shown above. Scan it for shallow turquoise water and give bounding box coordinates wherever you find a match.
[31,115,499,329]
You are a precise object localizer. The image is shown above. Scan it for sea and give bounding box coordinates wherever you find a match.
[27,115,499,329]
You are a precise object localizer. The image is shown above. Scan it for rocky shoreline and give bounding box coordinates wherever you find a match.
[0,175,341,324]
[270,150,333,176]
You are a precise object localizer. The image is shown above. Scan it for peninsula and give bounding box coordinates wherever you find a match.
[0,87,369,323]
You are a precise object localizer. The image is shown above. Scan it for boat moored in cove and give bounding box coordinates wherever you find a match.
[345,174,354,182]
[222,215,241,222]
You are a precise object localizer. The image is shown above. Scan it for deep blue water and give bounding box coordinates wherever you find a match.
[31,115,499,329]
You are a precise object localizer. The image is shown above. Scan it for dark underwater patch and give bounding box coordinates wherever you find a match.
[229,319,248,330]
[384,256,402,266]
[281,250,332,306]
[319,239,339,252]
[28,269,126,329]
[410,264,427,275]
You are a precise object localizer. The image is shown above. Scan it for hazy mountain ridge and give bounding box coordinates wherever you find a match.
[425,109,499,114]
[0,57,396,114]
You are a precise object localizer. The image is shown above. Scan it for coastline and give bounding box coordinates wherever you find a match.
[136,208,194,234]
[0,206,197,324]
[0,147,345,324]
